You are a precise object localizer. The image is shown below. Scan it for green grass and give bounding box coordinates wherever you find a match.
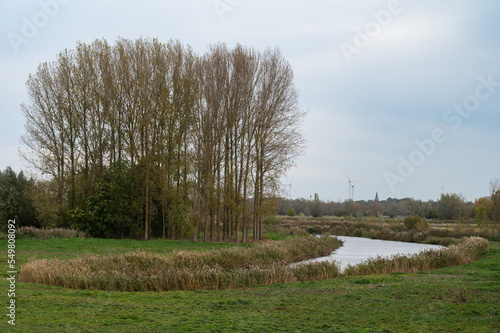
[0,238,498,332]
[8,238,251,265]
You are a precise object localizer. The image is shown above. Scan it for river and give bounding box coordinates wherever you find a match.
[303,236,444,272]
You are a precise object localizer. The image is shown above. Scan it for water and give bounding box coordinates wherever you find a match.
[302,236,444,272]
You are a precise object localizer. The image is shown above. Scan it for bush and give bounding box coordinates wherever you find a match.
[0,167,39,231]
[289,227,308,236]
[264,215,280,226]
[77,160,142,239]
[404,216,429,231]
[286,208,296,217]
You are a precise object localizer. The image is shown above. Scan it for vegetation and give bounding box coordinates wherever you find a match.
[0,235,498,331]
[276,182,500,225]
[0,167,38,231]
[403,215,429,231]
[309,193,323,218]
[343,236,488,276]
[270,216,500,245]
[278,196,444,219]
[20,236,342,291]
[490,178,500,222]
[0,226,85,240]
[5,237,249,266]
[437,193,469,221]
[19,37,306,241]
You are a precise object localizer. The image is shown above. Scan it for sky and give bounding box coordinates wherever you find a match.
[1,0,499,203]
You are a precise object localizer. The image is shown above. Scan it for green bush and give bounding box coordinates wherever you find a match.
[286,208,296,217]
[264,215,280,226]
[404,216,429,231]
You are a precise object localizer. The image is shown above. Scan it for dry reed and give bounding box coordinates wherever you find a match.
[20,235,342,292]
[15,226,86,239]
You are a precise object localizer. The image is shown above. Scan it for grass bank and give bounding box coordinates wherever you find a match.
[1,240,498,332]
[6,237,251,266]
[19,236,342,292]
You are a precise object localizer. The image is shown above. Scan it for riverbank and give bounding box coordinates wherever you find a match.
[1,239,498,331]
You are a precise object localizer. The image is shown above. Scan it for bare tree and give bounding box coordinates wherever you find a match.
[20,38,306,240]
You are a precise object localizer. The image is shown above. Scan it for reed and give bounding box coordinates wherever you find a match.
[20,235,342,292]
[14,226,86,239]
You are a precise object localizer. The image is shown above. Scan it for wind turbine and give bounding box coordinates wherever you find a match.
[344,170,361,201]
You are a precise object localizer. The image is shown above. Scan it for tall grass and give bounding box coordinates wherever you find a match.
[20,235,342,292]
[4,226,87,239]
[343,237,489,276]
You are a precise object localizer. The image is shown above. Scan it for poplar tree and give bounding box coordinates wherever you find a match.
[20,38,306,241]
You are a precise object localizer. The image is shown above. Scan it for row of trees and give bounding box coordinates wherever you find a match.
[2,164,498,234]
[278,197,421,218]
[278,181,500,223]
[20,38,306,241]
[475,179,500,224]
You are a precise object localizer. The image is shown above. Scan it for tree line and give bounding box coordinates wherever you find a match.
[278,182,500,224]
[20,38,306,241]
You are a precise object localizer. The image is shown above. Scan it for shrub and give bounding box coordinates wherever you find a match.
[264,215,280,226]
[289,227,308,236]
[286,208,296,217]
[404,216,429,231]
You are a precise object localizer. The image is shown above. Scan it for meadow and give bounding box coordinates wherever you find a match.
[0,220,498,332]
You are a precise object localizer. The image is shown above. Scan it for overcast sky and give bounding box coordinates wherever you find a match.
[1,0,499,202]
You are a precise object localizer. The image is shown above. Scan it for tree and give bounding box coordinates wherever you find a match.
[437,193,468,221]
[368,201,383,216]
[474,197,491,225]
[20,38,306,241]
[0,167,38,230]
[490,178,500,223]
[286,207,296,217]
[404,215,429,231]
[76,160,142,239]
[309,193,323,218]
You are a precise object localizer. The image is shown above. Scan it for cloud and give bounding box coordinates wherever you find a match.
[1,0,499,202]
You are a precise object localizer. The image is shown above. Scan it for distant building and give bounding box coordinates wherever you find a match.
[375,192,379,202]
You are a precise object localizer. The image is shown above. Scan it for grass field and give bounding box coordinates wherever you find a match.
[1,236,499,332]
